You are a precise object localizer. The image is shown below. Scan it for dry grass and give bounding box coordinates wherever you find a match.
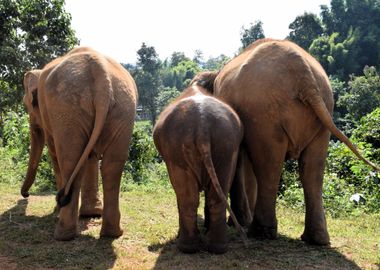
[0,183,379,269]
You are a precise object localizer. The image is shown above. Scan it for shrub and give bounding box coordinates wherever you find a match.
[121,121,170,191]
[0,111,55,191]
[279,109,380,216]
[326,108,380,214]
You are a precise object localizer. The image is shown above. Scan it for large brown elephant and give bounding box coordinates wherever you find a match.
[21,81,102,218]
[22,47,137,240]
[198,39,379,245]
[153,78,248,254]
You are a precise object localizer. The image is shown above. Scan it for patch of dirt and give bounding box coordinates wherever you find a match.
[0,256,18,270]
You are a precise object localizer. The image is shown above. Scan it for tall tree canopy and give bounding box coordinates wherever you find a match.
[294,0,380,79]
[287,12,323,50]
[134,43,161,125]
[0,0,79,113]
[240,20,265,50]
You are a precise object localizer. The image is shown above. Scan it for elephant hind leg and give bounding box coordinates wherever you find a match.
[99,158,124,238]
[53,132,89,240]
[245,128,287,240]
[167,164,201,253]
[299,129,330,245]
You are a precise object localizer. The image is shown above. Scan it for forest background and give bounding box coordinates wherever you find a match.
[0,0,379,218]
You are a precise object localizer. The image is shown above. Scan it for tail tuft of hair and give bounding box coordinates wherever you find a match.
[56,187,73,208]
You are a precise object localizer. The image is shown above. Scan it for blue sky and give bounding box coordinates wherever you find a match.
[65,0,330,63]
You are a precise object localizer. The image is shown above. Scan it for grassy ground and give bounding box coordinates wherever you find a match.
[0,183,379,270]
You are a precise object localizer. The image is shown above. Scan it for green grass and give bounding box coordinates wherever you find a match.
[0,182,379,270]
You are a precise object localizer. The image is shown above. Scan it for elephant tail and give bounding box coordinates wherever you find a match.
[57,57,113,207]
[308,95,380,172]
[199,142,249,248]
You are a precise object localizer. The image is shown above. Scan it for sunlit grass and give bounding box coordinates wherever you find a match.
[0,182,379,269]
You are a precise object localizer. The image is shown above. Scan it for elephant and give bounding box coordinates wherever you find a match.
[196,38,379,245]
[22,47,137,240]
[21,91,103,218]
[153,77,249,254]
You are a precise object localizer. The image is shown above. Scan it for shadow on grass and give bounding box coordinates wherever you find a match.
[0,198,117,269]
[149,227,362,270]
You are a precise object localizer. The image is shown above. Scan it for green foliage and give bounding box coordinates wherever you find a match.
[326,109,380,214]
[122,121,169,191]
[337,66,380,123]
[0,0,79,114]
[279,107,380,216]
[309,0,380,79]
[134,43,162,125]
[202,54,230,71]
[240,20,265,50]
[287,12,323,50]
[0,110,55,191]
[155,86,180,115]
[0,114,170,194]
[310,29,361,79]
[161,59,201,91]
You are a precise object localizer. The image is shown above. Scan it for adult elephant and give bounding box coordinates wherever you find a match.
[199,39,379,245]
[21,91,102,218]
[22,47,137,240]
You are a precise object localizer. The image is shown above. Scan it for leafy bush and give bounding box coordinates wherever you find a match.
[0,111,55,191]
[0,112,171,194]
[326,108,380,214]
[121,121,170,191]
[279,108,380,216]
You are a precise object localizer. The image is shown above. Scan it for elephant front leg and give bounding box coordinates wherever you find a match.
[21,126,44,198]
[299,129,330,245]
[80,154,102,218]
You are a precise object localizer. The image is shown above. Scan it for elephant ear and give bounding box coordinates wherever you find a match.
[190,71,218,94]
[23,70,41,108]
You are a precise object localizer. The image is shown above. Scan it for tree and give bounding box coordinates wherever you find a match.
[192,50,204,66]
[134,43,161,125]
[155,86,180,115]
[317,0,380,77]
[0,0,78,115]
[310,28,361,79]
[240,20,265,50]
[287,12,323,50]
[337,66,380,124]
[161,52,202,91]
[203,54,230,71]
[169,52,189,67]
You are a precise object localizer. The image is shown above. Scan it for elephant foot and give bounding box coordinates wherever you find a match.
[100,225,123,238]
[177,234,200,254]
[205,223,228,254]
[54,224,78,241]
[301,229,330,246]
[248,222,277,240]
[206,242,228,254]
[79,205,103,218]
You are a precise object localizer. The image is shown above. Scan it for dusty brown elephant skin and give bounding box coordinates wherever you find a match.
[22,47,137,241]
[21,95,103,218]
[201,38,379,246]
[153,80,247,254]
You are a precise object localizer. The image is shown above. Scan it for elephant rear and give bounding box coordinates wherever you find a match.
[153,85,246,253]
